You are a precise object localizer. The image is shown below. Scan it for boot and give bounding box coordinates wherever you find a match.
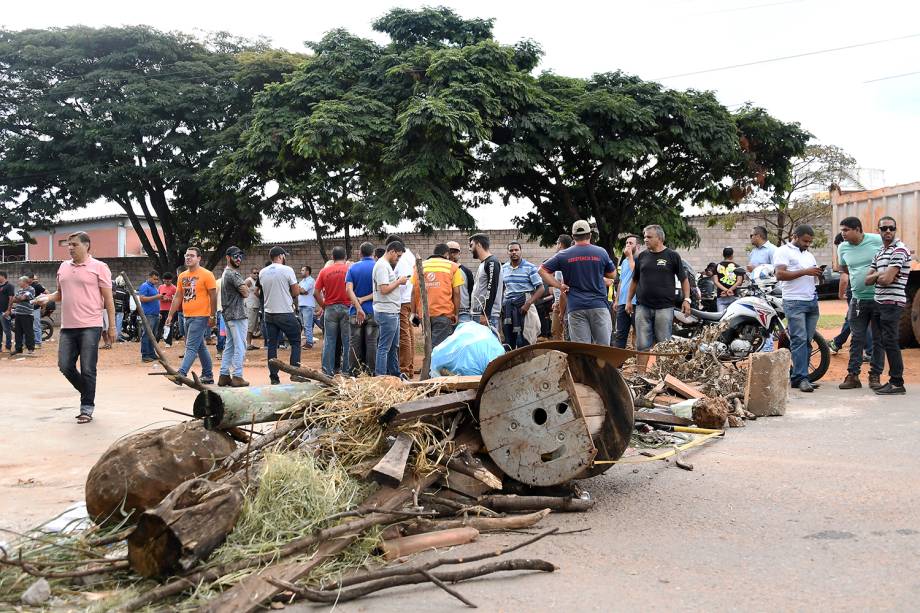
[217,374,232,387]
[230,376,250,387]
[838,374,862,389]
[868,373,882,390]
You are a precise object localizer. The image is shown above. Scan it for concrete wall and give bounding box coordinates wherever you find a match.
[0,257,154,290]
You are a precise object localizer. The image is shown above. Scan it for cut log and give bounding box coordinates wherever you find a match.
[479,494,593,513]
[380,389,477,425]
[127,479,243,577]
[382,526,479,561]
[192,383,324,430]
[402,509,551,535]
[85,422,236,526]
[369,433,413,488]
[663,374,706,399]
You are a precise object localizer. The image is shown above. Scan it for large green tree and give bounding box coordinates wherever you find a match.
[0,26,300,271]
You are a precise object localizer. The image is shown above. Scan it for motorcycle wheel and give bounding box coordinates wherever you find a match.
[775,330,831,383]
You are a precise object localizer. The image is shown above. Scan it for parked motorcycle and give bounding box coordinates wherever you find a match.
[673,265,830,382]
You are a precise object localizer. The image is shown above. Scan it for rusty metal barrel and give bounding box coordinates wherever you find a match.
[476,342,634,487]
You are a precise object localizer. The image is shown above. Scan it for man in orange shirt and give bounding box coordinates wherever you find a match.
[412,243,464,347]
[164,246,218,384]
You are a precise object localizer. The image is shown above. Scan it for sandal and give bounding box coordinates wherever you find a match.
[102,344,112,350]
[76,414,93,424]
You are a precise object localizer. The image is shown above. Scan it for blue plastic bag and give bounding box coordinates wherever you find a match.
[429,321,505,378]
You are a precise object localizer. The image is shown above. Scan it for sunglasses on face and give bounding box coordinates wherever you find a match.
[879,225,896,232]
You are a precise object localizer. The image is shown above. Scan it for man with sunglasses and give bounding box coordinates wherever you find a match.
[865,216,910,395]
[746,226,776,272]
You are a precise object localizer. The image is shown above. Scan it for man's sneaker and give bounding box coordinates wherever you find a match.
[230,376,250,387]
[868,374,882,390]
[828,339,840,354]
[838,374,862,389]
[217,374,233,387]
[269,377,281,386]
[798,379,815,393]
[863,353,872,363]
[875,382,906,395]
[290,374,310,383]
[199,377,215,385]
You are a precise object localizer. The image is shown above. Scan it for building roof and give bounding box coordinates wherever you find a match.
[50,213,159,225]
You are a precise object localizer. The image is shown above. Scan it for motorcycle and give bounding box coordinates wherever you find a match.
[673,267,830,382]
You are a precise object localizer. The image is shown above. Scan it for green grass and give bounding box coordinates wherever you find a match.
[818,314,846,330]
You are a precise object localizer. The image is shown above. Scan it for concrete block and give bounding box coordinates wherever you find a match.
[744,348,791,417]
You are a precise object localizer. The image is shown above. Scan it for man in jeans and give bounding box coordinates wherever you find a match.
[835,217,883,390]
[540,220,617,346]
[158,273,177,345]
[0,271,14,352]
[774,225,824,392]
[500,242,544,349]
[137,271,162,363]
[469,233,503,333]
[165,246,218,385]
[298,265,316,349]
[346,242,378,374]
[373,241,408,376]
[626,224,691,373]
[447,241,475,324]
[259,246,302,385]
[865,216,910,395]
[612,234,638,348]
[388,234,417,378]
[34,232,115,423]
[9,276,36,355]
[315,246,351,377]
[28,273,46,349]
[218,246,250,387]
[413,243,464,347]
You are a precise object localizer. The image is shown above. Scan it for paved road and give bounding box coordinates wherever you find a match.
[298,387,919,612]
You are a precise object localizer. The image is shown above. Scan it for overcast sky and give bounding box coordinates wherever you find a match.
[5,0,918,241]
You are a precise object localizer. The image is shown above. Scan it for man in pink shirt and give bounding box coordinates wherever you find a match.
[34,232,115,424]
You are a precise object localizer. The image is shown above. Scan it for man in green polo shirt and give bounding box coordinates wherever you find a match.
[836,216,883,390]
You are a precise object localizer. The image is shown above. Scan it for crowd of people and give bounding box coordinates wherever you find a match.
[4,214,911,424]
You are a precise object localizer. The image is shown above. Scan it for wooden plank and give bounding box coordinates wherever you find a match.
[634,410,692,427]
[369,433,413,488]
[652,394,686,406]
[380,389,478,425]
[444,455,503,490]
[402,375,481,391]
[439,471,494,498]
[663,375,706,399]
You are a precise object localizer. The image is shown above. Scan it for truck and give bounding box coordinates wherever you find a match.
[830,182,920,347]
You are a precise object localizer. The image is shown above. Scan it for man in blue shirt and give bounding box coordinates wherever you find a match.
[540,220,616,345]
[137,271,162,363]
[298,266,316,349]
[501,242,544,349]
[746,226,776,271]
[612,234,639,348]
[346,242,378,375]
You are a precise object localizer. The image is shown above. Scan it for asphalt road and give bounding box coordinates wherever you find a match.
[296,386,920,612]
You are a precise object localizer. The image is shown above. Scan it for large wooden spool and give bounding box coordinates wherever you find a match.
[477,342,634,486]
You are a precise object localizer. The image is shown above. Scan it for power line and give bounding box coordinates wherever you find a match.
[655,32,920,80]
[864,70,920,83]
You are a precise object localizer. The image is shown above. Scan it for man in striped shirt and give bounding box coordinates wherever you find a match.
[501,242,544,349]
[865,215,910,395]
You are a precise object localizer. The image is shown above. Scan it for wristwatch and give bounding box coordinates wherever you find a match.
[682,297,691,303]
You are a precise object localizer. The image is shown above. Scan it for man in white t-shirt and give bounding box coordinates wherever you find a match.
[387,234,416,378]
[259,246,301,384]
[373,241,408,377]
[773,224,824,393]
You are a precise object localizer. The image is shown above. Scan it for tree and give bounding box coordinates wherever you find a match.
[709,142,860,245]
[482,76,812,254]
[0,26,300,271]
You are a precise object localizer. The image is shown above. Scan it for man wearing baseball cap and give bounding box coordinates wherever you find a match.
[446,241,475,323]
[218,246,251,387]
[260,246,302,384]
[539,220,616,345]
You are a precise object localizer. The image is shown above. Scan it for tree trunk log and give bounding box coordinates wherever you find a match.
[128,479,243,578]
[478,494,593,513]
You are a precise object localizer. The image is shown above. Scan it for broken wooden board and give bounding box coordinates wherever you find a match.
[439,471,495,498]
[634,410,692,427]
[479,350,596,487]
[369,433,413,488]
[403,375,481,391]
[663,375,706,399]
[380,389,477,425]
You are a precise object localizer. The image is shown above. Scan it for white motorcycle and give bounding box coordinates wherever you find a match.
[674,265,830,382]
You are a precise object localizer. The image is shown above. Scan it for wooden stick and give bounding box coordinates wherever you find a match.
[219,420,301,471]
[478,495,593,513]
[401,509,551,535]
[381,526,479,561]
[415,257,433,381]
[121,272,204,392]
[420,568,477,607]
[268,359,335,386]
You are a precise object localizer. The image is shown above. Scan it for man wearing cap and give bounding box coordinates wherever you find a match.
[539,220,616,345]
[165,246,218,385]
[447,241,475,323]
[218,247,250,387]
[259,246,302,384]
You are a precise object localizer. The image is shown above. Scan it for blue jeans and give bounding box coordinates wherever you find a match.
[115,311,125,341]
[265,312,302,381]
[58,327,102,415]
[847,299,883,377]
[1,313,11,350]
[300,306,315,346]
[784,298,819,385]
[716,296,737,312]
[321,304,351,376]
[458,312,472,323]
[33,309,42,345]
[375,311,401,376]
[178,316,213,380]
[220,318,247,377]
[634,305,674,351]
[140,312,160,359]
[176,312,186,339]
[216,312,226,353]
[613,304,634,349]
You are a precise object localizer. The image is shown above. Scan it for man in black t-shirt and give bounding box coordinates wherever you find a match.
[0,271,14,351]
[626,225,691,373]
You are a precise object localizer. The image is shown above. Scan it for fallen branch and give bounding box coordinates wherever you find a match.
[0,553,129,579]
[219,420,302,471]
[268,359,335,386]
[420,568,477,608]
[401,509,551,535]
[478,495,593,513]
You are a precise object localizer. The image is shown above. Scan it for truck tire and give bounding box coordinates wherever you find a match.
[903,286,919,348]
[912,288,920,346]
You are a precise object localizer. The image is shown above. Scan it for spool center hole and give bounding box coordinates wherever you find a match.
[557,402,568,414]
[532,408,548,425]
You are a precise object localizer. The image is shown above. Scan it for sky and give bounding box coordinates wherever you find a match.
[4,0,919,241]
